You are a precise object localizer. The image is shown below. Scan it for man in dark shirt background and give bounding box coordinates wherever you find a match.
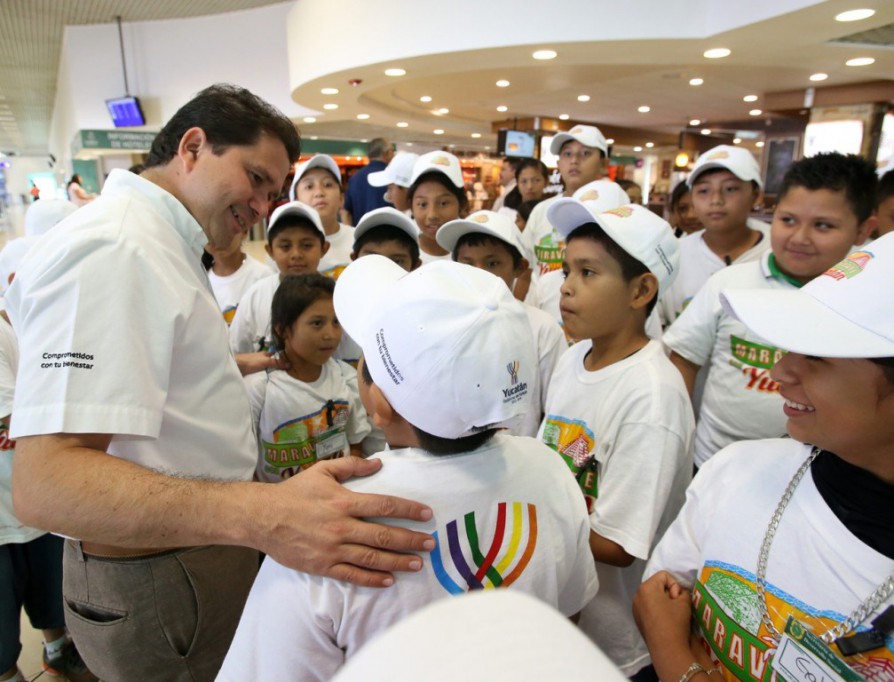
[344,137,394,224]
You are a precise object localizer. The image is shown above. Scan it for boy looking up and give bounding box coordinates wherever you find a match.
[219,257,599,681]
[539,201,694,678]
[229,201,327,354]
[290,154,354,280]
[351,206,421,272]
[658,145,768,327]
[436,210,567,437]
[663,152,876,470]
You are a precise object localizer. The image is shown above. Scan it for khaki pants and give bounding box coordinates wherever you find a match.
[63,543,258,682]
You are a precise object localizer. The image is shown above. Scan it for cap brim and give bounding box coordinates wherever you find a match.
[367,169,392,187]
[267,202,324,237]
[435,219,517,254]
[547,198,598,240]
[354,208,419,244]
[334,255,408,351]
[721,288,894,358]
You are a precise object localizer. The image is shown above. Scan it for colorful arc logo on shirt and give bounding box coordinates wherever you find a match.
[431,502,538,595]
[506,360,520,385]
[823,250,874,281]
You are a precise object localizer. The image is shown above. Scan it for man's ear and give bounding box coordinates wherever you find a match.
[630,273,659,311]
[178,127,207,171]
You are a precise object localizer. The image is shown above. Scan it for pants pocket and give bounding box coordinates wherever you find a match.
[151,555,199,658]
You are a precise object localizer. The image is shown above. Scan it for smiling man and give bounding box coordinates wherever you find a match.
[5,84,434,681]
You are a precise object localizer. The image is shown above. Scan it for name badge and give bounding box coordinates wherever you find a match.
[315,430,348,460]
[771,618,865,682]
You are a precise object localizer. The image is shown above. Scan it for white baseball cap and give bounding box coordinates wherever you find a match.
[549,125,608,156]
[687,145,763,189]
[353,207,419,246]
[289,154,342,200]
[369,151,419,188]
[24,198,77,237]
[436,210,526,258]
[720,232,894,357]
[409,151,464,188]
[570,180,631,211]
[0,237,38,295]
[266,201,325,239]
[334,256,536,439]
[548,202,680,294]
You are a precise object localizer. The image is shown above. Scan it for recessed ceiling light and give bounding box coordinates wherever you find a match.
[496,79,510,87]
[846,57,875,66]
[485,146,491,150]
[420,95,432,103]
[396,121,409,128]
[323,103,338,110]
[689,119,701,126]
[645,142,654,148]
[733,138,742,144]
[407,142,414,146]
[634,146,643,152]
[356,114,370,120]
[471,133,482,138]
[303,117,317,123]
[433,129,445,135]
[749,109,763,116]
[448,144,456,148]
[689,78,704,86]
[436,107,449,115]
[577,95,591,102]
[835,8,875,22]
[704,48,731,59]
[321,87,339,95]
[385,68,406,77]
[605,138,615,145]
[638,105,651,113]
[743,95,759,103]
[756,141,765,148]
[809,72,829,82]
[496,105,508,112]
[701,128,712,135]
[310,136,319,140]
[532,49,557,60]
[559,114,570,120]
[360,139,368,143]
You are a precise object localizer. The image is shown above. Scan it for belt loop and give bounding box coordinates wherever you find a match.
[71,539,86,562]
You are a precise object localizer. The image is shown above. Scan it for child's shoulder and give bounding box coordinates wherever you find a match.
[242,273,280,300]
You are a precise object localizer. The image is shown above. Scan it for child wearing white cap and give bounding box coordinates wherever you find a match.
[538,200,694,678]
[521,125,620,280]
[351,206,421,272]
[663,153,877,470]
[638,231,894,682]
[367,151,419,214]
[290,154,355,281]
[229,202,328,357]
[218,257,599,681]
[204,231,274,326]
[657,144,770,328]
[406,151,468,264]
[436,210,566,437]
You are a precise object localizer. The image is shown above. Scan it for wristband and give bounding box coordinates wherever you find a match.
[678,662,720,682]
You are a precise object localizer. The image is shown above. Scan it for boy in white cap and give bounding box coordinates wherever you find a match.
[407,150,469,264]
[638,231,894,682]
[657,144,769,328]
[367,151,419,214]
[229,201,328,356]
[539,201,694,678]
[663,153,876,471]
[351,206,421,272]
[290,154,355,280]
[436,209,566,436]
[218,257,599,681]
[521,124,619,279]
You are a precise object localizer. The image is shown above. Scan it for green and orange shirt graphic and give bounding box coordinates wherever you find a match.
[534,232,565,275]
[541,416,598,511]
[729,336,784,395]
[262,400,350,479]
[692,561,894,681]
[432,501,538,595]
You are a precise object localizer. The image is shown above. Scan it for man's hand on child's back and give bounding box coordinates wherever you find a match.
[236,350,289,376]
[253,457,435,587]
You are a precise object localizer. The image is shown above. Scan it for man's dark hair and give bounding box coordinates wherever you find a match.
[367,138,392,160]
[779,152,877,224]
[453,233,523,269]
[145,84,301,168]
[566,222,658,317]
[408,172,469,211]
[268,215,325,247]
[352,225,419,263]
[360,359,497,455]
[877,169,894,206]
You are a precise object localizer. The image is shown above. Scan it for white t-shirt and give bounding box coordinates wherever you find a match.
[520,194,563,277]
[662,252,793,467]
[511,303,567,437]
[7,169,256,484]
[244,360,371,482]
[0,316,43,545]
[318,224,355,280]
[538,339,694,674]
[218,433,599,682]
[228,273,280,353]
[645,439,894,681]
[208,255,273,326]
[657,218,770,328]
[418,248,450,266]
